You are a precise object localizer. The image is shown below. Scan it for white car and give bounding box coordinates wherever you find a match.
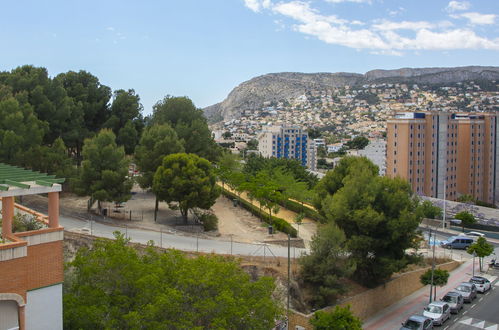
[423,301,451,326]
[469,276,491,293]
[465,231,485,238]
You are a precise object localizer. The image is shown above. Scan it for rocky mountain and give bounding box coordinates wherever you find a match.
[204,66,499,122]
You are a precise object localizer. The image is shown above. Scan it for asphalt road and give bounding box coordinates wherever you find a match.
[364,231,499,330]
[60,214,308,258]
[447,268,499,330]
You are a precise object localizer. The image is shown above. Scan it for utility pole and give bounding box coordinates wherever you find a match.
[429,228,436,303]
[442,177,447,230]
[287,234,291,325]
[472,252,476,277]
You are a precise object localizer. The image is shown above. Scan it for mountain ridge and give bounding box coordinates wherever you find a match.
[204,66,499,122]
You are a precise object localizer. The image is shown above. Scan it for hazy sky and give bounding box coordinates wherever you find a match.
[1,0,498,114]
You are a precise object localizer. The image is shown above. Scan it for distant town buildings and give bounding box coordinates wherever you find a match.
[257,125,316,170]
[210,80,499,146]
[357,139,387,176]
[387,112,499,204]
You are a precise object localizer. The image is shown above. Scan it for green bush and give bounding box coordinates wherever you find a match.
[0,213,43,233]
[200,213,218,231]
[280,198,323,222]
[220,189,297,237]
[476,200,496,208]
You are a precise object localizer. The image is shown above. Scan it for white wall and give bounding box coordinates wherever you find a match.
[26,284,62,330]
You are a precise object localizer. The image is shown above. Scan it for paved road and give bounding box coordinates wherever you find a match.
[448,270,499,329]
[60,214,308,258]
[364,234,499,330]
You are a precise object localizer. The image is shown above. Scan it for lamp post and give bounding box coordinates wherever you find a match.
[442,177,447,230]
[472,251,476,277]
[429,228,436,303]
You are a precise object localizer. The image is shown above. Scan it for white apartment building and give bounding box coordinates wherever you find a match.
[257,125,316,170]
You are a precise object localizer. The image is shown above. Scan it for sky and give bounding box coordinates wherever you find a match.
[1,0,498,114]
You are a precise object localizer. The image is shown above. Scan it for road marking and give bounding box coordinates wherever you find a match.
[475,321,486,328]
[479,297,483,302]
[444,326,449,330]
[471,303,477,308]
[464,311,468,314]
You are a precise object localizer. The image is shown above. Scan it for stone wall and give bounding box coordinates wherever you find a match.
[289,260,460,329]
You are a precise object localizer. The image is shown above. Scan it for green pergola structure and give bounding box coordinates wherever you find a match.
[0,163,65,192]
[0,163,65,237]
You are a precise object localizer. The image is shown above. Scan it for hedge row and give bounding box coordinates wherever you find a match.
[220,189,298,238]
[279,198,324,222]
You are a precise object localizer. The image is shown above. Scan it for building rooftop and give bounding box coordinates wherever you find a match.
[0,163,65,197]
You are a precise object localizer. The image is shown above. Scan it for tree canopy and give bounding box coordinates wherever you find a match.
[310,305,362,330]
[151,96,220,161]
[153,153,220,222]
[345,136,369,150]
[315,156,422,286]
[134,124,184,190]
[420,268,449,301]
[455,211,476,231]
[244,154,318,189]
[300,223,355,308]
[467,237,494,271]
[64,233,283,329]
[418,200,443,219]
[74,129,132,210]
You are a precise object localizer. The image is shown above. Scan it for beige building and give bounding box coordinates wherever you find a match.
[387,112,499,204]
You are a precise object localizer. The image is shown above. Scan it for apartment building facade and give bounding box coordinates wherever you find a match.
[257,125,316,170]
[387,112,499,204]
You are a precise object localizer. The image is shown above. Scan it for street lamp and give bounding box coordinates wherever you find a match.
[472,251,476,277]
[442,178,446,230]
[428,228,437,303]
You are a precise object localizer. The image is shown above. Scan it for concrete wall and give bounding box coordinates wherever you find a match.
[289,260,460,329]
[26,284,62,330]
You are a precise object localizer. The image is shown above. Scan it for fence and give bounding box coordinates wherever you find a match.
[70,222,308,264]
[106,207,144,221]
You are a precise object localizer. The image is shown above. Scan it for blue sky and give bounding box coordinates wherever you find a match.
[1,0,498,114]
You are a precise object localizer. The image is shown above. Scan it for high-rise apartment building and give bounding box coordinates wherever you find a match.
[387,112,499,204]
[257,125,316,170]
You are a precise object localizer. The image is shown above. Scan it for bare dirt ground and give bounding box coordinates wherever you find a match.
[22,184,298,245]
[220,185,318,247]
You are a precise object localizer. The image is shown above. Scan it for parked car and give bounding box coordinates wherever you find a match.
[465,231,485,238]
[441,291,464,314]
[423,301,451,326]
[455,282,477,302]
[440,236,473,249]
[400,315,434,330]
[469,276,491,293]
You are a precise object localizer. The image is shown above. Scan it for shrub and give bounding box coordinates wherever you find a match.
[200,213,218,231]
[0,213,43,233]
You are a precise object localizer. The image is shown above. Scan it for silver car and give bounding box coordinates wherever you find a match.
[441,291,464,314]
[423,301,451,326]
[455,282,477,303]
[400,315,434,330]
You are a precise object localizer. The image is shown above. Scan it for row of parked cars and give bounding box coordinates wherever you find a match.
[400,276,492,329]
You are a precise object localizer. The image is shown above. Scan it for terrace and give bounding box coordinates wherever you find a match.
[0,163,65,258]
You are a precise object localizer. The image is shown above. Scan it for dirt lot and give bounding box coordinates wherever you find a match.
[22,184,296,245]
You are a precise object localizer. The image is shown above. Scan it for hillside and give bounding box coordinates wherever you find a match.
[204,66,499,122]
